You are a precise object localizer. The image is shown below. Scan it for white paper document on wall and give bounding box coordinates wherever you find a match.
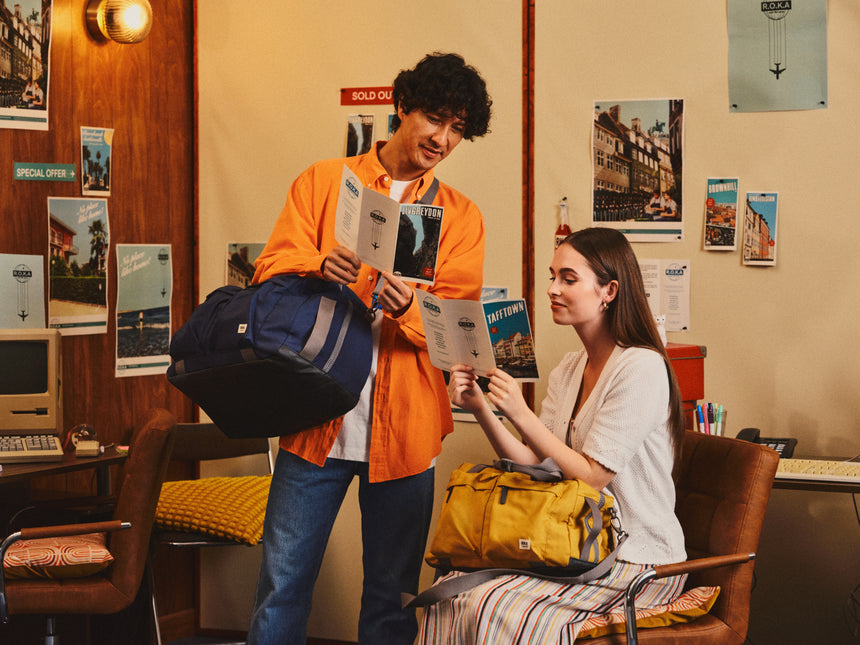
[639,259,691,332]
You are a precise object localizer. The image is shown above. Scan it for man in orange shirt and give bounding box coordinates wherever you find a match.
[247,52,492,645]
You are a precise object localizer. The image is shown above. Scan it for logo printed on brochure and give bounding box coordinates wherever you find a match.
[422,300,441,316]
[345,177,360,198]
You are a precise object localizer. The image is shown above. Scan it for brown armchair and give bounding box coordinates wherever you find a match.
[0,407,176,643]
[585,430,779,644]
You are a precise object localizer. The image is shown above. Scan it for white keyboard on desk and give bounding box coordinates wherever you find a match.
[0,434,64,464]
[776,458,860,484]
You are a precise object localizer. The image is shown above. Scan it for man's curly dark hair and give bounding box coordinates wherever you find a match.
[390,52,492,141]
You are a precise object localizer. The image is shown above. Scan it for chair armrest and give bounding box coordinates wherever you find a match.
[0,520,131,623]
[623,552,755,645]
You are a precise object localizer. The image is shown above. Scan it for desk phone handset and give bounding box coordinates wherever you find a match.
[736,427,797,458]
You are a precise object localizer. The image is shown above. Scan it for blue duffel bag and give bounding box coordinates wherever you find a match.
[166,274,373,438]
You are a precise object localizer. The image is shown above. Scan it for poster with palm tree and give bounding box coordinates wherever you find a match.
[81,127,113,196]
[46,197,110,335]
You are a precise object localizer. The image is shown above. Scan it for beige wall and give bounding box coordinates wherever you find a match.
[198,1,860,643]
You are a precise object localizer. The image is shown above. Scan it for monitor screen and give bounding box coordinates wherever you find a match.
[0,328,62,435]
[0,341,49,395]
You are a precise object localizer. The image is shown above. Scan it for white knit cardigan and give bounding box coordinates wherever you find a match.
[538,345,686,565]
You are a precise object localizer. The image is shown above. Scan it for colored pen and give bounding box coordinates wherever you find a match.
[707,403,715,435]
[696,405,705,434]
[716,405,723,437]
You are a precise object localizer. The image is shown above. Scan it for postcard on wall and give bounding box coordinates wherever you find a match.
[0,0,52,131]
[481,286,509,302]
[728,0,827,113]
[417,291,539,381]
[226,242,265,287]
[592,98,685,242]
[0,253,46,328]
[335,165,443,284]
[743,192,778,266]
[115,244,172,378]
[346,114,374,157]
[47,197,110,335]
[639,259,691,332]
[704,178,739,251]
[81,127,114,196]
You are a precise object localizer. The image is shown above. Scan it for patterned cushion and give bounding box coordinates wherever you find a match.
[155,474,271,545]
[3,532,114,579]
[578,585,720,639]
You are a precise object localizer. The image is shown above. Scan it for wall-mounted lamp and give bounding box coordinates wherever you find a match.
[86,0,153,44]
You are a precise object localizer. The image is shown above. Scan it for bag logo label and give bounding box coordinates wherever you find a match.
[518,538,531,551]
[237,323,247,333]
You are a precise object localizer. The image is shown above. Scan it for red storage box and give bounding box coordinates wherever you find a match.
[666,343,706,430]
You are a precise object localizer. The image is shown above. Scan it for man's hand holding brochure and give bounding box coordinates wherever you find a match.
[417,291,539,381]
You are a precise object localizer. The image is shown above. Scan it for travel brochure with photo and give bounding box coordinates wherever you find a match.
[335,165,443,284]
[417,291,538,381]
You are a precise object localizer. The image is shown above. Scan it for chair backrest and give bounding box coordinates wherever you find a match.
[104,407,175,607]
[673,431,778,638]
[169,422,274,473]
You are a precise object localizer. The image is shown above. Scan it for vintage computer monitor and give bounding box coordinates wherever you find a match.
[0,328,63,435]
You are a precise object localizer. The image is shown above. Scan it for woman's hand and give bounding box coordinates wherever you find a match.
[485,368,530,426]
[447,364,486,415]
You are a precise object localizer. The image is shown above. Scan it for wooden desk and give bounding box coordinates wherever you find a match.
[0,447,127,496]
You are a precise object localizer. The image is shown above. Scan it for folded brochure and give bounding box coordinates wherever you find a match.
[417,291,538,381]
[335,165,443,285]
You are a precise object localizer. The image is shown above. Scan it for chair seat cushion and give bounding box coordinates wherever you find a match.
[155,474,271,545]
[578,585,720,639]
[3,532,114,579]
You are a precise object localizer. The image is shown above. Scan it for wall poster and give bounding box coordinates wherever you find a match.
[0,0,52,130]
[592,99,685,242]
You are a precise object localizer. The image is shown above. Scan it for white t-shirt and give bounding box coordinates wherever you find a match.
[327,178,414,462]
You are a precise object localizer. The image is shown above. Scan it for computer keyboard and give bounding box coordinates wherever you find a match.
[776,458,860,484]
[0,434,64,464]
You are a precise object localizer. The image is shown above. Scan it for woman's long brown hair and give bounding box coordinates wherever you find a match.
[563,227,686,466]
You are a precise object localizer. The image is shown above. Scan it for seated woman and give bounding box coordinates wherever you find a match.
[419,227,687,644]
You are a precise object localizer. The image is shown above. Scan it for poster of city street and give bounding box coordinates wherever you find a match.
[0,0,51,130]
[592,99,684,242]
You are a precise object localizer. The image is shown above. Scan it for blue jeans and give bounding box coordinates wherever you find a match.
[247,450,435,645]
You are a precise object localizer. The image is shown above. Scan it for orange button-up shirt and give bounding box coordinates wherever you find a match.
[253,142,485,482]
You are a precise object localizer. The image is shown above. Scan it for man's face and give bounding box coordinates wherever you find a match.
[394,106,466,175]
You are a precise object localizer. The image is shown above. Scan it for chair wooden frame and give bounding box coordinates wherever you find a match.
[586,431,779,644]
[0,407,176,644]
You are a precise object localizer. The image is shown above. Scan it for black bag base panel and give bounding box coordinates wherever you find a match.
[168,353,358,439]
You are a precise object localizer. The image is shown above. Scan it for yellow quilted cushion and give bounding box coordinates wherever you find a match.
[578,585,720,639]
[155,475,271,545]
[3,532,113,579]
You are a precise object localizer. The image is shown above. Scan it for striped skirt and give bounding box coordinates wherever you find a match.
[417,561,687,645]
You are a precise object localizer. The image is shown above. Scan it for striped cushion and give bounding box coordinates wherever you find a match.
[155,474,271,545]
[578,585,720,638]
[3,532,114,579]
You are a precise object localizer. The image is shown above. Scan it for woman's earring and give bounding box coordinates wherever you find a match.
[601,301,609,312]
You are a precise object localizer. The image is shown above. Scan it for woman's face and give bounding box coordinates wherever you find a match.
[548,244,614,328]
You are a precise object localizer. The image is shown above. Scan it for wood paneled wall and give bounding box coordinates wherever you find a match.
[1,0,196,641]
[1,0,195,444]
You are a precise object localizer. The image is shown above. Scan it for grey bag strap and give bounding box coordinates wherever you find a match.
[417,177,440,205]
[402,531,627,608]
